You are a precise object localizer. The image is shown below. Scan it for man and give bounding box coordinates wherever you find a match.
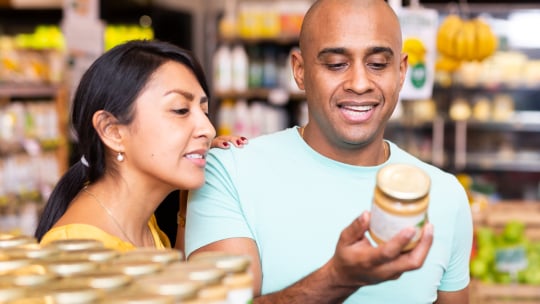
[184,0,472,303]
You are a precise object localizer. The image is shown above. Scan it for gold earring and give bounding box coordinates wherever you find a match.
[117,152,124,162]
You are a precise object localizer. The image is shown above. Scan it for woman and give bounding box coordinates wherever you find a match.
[35,39,243,250]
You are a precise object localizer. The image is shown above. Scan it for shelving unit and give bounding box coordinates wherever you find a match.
[0,83,69,234]
[0,83,69,175]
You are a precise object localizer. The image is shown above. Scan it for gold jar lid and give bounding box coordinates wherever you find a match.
[0,258,32,274]
[0,235,37,249]
[46,239,104,252]
[106,260,163,277]
[102,289,176,304]
[4,244,60,260]
[64,270,132,291]
[376,163,430,200]
[189,252,250,274]
[41,258,98,277]
[116,248,183,265]
[2,264,58,287]
[61,248,119,262]
[135,275,201,300]
[46,285,104,304]
[164,261,225,286]
[198,285,228,301]
[0,284,26,302]
[223,272,253,289]
[4,295,48,304]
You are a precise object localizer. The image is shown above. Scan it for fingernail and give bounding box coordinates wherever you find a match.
[241,137,247,141]
[236,140,242,145]
[223,142,229,147]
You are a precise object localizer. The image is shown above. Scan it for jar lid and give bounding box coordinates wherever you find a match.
[189,252,250,274]
[63,248,119,262]
[47,285,103,304]
[164,261,226,286]
[41,258,98,277]
[0,284,26,302]
[116,248,183,264]
[63,270,132,291]
[4,244,60,260]
[47,239,104,252]
[107,260,163,277]
[101,290,176,304]
[0,235,37,249]
[376,163,431,200]
[198,285,228,301]
[0,258,32,274]
[135,275,201,299]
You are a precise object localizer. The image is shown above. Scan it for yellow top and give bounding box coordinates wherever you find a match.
[40,215,171,252]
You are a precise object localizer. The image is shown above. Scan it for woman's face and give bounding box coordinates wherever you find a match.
[121,61,216,192]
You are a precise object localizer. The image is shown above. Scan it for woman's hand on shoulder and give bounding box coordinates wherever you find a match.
[211,135,248,149]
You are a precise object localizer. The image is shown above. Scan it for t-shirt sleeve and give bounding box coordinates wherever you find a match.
[439,177,473,291]
[185,150,254,257]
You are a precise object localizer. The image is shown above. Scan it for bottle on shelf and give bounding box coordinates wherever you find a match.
[213,44,233,93]
[231,44,249,92]
[217,99,235,136]
[233,99,251,137]
[247,45,263,89]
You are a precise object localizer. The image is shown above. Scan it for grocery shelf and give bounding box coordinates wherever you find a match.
[0,83,61,99]
[466,117,540,132]
[465,152,540,172]
[214,88,305,101]
[219,35,299,46]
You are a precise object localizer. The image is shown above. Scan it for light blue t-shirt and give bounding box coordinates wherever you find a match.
[186,127,472,303]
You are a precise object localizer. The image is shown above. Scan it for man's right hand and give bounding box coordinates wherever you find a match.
[327,211,434,288]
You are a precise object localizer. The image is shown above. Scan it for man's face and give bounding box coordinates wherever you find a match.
[292,0,407,157]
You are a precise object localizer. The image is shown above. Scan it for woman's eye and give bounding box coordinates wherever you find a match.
[173,108,189,115]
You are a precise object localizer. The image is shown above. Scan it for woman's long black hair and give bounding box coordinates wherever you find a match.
[35,40,209,240]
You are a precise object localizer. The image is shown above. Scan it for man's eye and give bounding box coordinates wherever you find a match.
[325,63,348,70]
[368,62,389,70]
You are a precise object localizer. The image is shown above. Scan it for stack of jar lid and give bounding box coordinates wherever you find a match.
[0,233,253,303]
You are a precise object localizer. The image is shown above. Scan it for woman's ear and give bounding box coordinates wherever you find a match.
[92,110,124,151]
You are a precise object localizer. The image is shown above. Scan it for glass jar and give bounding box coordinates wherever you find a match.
[369,163,431,252]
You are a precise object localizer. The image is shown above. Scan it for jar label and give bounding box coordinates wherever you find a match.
[369,203,426,244]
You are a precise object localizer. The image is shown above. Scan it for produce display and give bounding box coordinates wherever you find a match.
[435,14,498,72]
[471,221,540,285]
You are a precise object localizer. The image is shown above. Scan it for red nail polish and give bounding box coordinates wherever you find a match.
[241,137,247,141]
[223,142,229,147]
[236,140,242,145]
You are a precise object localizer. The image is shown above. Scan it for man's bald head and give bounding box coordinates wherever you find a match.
[299,0,401,52]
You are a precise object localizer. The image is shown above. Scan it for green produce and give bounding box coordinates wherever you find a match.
[471,220,540,285]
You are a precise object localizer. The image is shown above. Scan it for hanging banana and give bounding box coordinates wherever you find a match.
[435,14,498,71]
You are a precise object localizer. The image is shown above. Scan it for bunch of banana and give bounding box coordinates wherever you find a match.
[436,14,498,71]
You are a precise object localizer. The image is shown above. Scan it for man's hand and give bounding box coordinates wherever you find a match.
[328,211,434,288]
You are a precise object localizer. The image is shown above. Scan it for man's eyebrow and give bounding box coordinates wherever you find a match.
[317,46,395,59]
[368,46,394,57]
[317,47,347,58]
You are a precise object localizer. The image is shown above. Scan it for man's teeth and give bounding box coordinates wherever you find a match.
[186,154,204,159]
[344,105,374,112]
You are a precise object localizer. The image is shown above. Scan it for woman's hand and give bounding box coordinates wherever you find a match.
[211,135,248,149]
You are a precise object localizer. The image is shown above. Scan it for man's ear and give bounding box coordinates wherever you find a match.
[290,48,305,90]
[92,110,124,151]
